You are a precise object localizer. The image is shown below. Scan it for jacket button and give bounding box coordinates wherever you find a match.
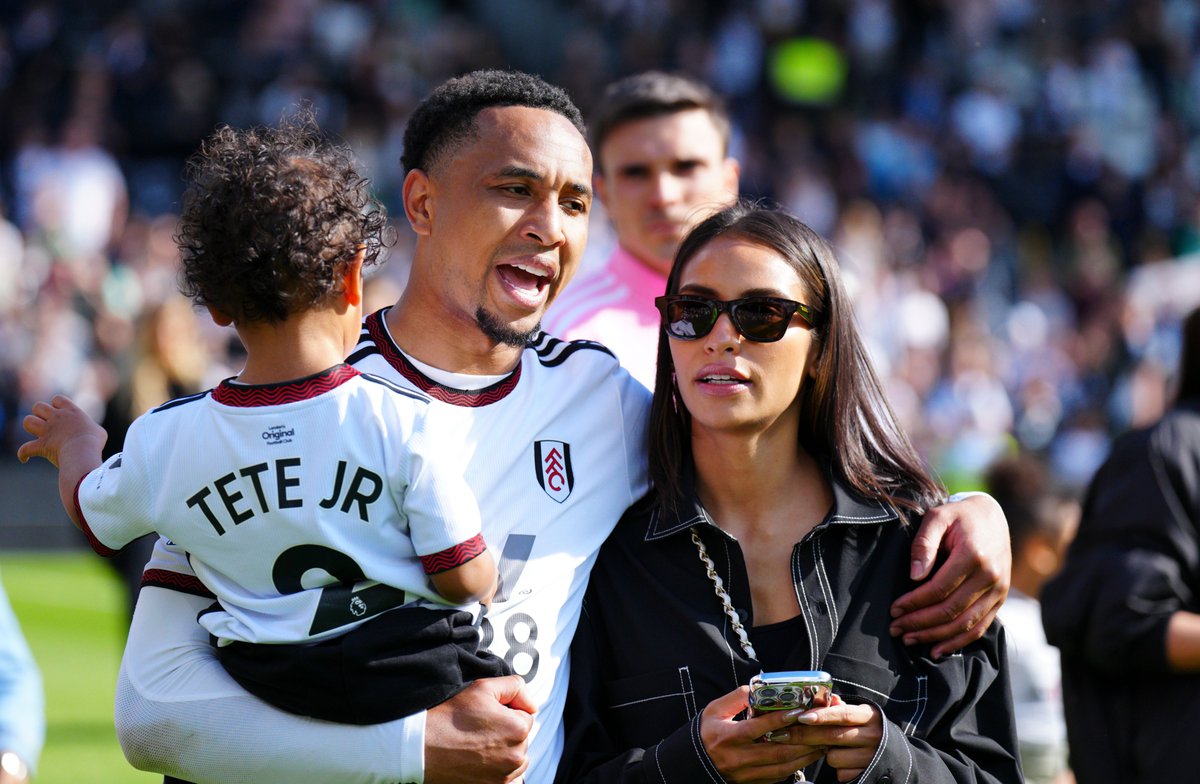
[879,776,892,784]
[737,608,750,624]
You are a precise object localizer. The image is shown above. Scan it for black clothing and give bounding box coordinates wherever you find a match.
[753,615,807,672]
[1042,400,1200,784]
[217,606,509,724]
[557,469,1021,784]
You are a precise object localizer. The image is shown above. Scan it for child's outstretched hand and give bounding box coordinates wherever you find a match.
[18,395,106,467]
[18,396,107,529]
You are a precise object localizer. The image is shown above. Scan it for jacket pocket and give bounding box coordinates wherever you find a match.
[822,652,930,736]
[605,666,699,744]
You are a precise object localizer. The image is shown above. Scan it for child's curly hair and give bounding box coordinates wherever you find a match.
[176,110,389,324]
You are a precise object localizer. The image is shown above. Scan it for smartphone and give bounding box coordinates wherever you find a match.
[749,670,832,715]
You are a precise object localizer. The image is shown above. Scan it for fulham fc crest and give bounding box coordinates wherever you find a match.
[534,440,574,503]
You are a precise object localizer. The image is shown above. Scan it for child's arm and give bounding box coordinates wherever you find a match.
[16,396,107,530]
[430,548,498,606]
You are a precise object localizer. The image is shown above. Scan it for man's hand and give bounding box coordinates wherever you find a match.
[890,493,1011,658]
[424,675,536,784]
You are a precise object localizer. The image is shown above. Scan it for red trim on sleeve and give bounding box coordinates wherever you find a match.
[74,477,118,557]
[420,533,487,575]
[140,568,216,598]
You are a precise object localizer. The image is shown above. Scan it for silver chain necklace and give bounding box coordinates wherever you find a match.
[689,528,760,664]
[689,527,809,783]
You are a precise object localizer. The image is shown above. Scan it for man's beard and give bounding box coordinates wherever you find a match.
[476,307,540,348]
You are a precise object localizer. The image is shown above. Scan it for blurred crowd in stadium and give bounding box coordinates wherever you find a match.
[1,0,1199,494]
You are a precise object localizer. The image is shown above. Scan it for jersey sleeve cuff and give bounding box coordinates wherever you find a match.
[395,708,426,783]
[74,476,118,557]
[140,568,215,598]
[419,533,487,575]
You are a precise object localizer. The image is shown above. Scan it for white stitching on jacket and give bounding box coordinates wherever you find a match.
[904,676,929,735]
[813,536,839,639]
[612,691,692,709]
[793,547,819,666]
[680,666,697,718]
[860,703,888,781]
[650,742,667,784]
[689,715,725,783]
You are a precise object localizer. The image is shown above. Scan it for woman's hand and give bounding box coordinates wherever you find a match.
[783,695,882,783]
[699,687,825,784]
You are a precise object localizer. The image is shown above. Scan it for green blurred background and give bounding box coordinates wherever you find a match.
[1,552,156,784]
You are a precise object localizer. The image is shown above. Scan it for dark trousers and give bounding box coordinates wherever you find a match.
[218,606,510,724]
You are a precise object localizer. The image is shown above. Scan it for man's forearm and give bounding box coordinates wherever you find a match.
[118,586,424,783]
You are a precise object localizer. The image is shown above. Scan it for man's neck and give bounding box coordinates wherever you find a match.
[620,244,671,278]
[384,297,524,376]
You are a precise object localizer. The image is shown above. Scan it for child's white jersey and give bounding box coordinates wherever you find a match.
[143,308,651,783]
[78,364,486,646]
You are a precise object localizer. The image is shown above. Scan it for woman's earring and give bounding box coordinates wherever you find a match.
[671,372,680,415]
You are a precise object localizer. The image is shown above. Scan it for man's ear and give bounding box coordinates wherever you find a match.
[341,246,366,307]
[722,156,741,201]
[593,171,609,210]
[403,168,433,236]
[206,304,234,327]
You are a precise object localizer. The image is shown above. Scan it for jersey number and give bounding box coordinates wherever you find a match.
[271,536,544,677]
[480,534,540,683]
[273,544,408,636]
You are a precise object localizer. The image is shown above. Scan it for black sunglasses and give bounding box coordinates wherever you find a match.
[655,294,818,343]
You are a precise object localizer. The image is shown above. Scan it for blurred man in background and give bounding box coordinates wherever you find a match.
[1043,304,1200,784]
[543,71,738,388]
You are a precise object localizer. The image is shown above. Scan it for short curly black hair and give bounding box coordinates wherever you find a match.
[176,111,388,324]
[400,69,585,175]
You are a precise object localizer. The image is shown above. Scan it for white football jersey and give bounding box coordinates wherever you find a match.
[142,308,652,783]
[78,364,487,646]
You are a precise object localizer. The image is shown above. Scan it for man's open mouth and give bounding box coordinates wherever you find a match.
[496,261,554,307]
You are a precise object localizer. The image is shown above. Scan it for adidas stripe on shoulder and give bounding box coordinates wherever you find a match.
[150,390,211,414]
[531,332,616,368]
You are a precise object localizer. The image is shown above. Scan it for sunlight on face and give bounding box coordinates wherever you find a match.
[670,235,817,440]
[598,109,738,275]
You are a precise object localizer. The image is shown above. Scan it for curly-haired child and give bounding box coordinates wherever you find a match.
[18,113,507,724]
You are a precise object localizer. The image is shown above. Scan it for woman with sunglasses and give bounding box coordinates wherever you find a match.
[556,203,1021,784]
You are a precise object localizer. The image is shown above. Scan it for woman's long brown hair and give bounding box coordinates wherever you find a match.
[648,202,944,517]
